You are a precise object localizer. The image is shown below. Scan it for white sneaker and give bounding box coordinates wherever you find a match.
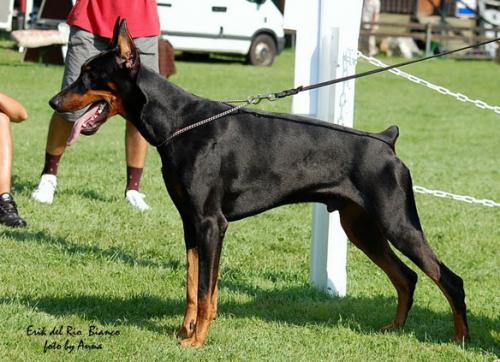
[31,174,57,204]
[125,190,151,211]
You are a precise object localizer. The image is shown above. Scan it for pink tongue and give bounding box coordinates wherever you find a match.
[66,105,100,145]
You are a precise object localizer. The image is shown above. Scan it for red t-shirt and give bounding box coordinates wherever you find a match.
[67,0,160,39]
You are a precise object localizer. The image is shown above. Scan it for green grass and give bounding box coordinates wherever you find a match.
[0,41,498,361]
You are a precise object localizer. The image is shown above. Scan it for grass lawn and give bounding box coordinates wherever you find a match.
[0,39,498,361]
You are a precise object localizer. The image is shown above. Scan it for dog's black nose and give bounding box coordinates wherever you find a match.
[48,95,59,111]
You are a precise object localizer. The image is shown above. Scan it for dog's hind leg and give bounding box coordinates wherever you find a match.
[372,164,469,341]
[340,202,418,331]
[385,221,468,341]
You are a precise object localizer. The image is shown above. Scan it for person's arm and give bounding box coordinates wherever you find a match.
[0,93,28,122]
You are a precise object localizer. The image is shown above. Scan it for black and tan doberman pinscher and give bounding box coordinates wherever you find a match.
[49,19,469,347]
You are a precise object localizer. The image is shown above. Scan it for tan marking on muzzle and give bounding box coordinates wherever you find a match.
[57,89,127,118]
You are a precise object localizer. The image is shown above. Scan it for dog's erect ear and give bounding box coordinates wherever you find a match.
[116,19,140,72]
[110,16,121,48]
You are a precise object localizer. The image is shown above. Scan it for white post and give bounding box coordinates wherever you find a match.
[284,0,364,296]
[25,0,34,29]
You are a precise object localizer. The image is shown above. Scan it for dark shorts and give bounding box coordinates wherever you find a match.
[60,26,159,121]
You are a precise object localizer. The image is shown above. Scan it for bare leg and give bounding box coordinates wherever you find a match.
[125,120,148,168]
[0,112,26,227]
[46,112,73,156]
[31,112,71,204]
[0,113,13,194]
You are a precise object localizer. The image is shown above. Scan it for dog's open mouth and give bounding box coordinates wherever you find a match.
[67,101,109,145]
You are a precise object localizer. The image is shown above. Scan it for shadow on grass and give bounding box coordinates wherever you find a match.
[221,280,499,355]
[11,176,116,203]
[63,188,117,203]
[3,284,498,355]
[2,229,182,272]
[2,229,497,353]
[11,175,36,195]
[0,294,180,336]
[0,61,33,67]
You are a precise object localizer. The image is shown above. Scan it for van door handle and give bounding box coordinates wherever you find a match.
[212,6,227,12]
[158,3,172,7]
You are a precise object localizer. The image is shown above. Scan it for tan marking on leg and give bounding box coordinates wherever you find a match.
[180,218,226,347]
[210,282,218,321]
[341,203,416,333]
[177,248,198,339]
[180,294,211,348]
[435,284,469,342]
[377,251,416,331]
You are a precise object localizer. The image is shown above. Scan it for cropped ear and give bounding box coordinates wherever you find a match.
[116,19,140,72]
[110,16,121,48]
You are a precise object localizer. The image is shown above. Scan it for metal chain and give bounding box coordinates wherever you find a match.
[413,185,500,207]
[219,93,278,104]
[163,103,248,144]
[162,94,283,145]
[357,51,500,115]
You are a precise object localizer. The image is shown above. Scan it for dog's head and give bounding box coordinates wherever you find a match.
[49,18,140,145]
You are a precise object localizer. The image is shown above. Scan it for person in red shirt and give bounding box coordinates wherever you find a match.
[32,0,161,211]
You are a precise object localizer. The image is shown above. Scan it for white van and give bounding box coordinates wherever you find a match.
[157,0,285,66]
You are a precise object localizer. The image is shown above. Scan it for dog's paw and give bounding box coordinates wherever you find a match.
[380,322,402,333]
[179,336,204,348]
[176,326,193,339]
[176,319,196,339]
[451,332,469,344]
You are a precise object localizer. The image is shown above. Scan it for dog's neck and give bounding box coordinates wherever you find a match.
[123,65,218,147]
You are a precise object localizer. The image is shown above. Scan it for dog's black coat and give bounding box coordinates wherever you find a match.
[138,66,402,220]
[49,19,469,346]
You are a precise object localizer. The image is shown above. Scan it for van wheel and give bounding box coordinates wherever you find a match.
[248,34,276,66]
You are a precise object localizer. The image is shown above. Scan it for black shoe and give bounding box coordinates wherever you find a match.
[0,193,27,228]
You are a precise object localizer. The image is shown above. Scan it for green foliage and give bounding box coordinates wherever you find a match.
[0,46,498,361]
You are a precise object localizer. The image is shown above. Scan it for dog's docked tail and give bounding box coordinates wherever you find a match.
[377,125,399,151]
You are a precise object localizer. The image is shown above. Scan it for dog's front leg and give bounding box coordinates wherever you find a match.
[177,247,198,339]
[210,281,218,321]
[180,216,227,347]
[177,220,198,339]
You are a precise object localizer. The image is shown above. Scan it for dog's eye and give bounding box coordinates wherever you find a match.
[81,72,92,88]
[82,70,104,89]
